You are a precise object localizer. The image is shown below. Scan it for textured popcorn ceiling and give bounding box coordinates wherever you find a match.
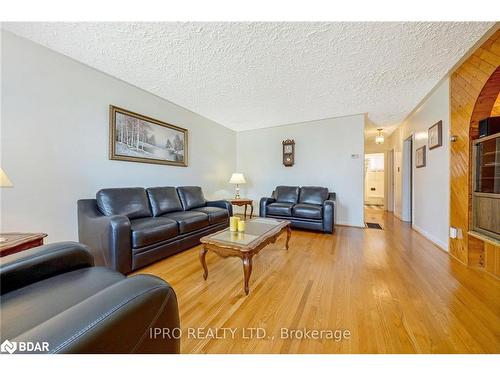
[3,22,493,132]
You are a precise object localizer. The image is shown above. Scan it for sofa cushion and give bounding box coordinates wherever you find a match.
[130,217,179,248]
[274,186,299,204]
[162,211,209,234]
[97,187,152,219]
[299,186,329,205]
[146,187,183,216]
[267,202,294,217]
[293,203,323,219]
[192,206,229,225]
[176,186,206,210]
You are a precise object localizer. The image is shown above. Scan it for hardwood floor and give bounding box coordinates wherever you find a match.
[135,212,500,353]
[365,205,385,227]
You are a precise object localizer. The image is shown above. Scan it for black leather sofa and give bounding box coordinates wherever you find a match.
[260,186,335,233]
[0,242,180,354]
[78,186,231,275]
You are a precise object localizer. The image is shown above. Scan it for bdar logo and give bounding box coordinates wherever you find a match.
[1,339,17,354]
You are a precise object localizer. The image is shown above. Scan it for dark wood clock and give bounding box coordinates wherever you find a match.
[282,139,295,167]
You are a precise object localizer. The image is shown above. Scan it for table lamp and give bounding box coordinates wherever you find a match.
[0,168,13,243]
[229,173,246,199]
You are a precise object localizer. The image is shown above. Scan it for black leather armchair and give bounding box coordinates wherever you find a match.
[78,186,231,274]
[0,242,180,354]
[260,186,335,233]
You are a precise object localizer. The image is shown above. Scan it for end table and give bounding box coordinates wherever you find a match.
[0,232,48,257]
[229,198,254,219]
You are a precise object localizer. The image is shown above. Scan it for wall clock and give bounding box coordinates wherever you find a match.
[282,139,295,167]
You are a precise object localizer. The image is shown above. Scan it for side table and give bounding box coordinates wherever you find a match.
[0,232,48,257]
[229,198,254,219]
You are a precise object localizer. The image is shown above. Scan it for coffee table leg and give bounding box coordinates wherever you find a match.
[250,204,254,219]
[242,255,253,295]
[285,225,291,250]
[199,246,208,280]
[244,204,247,219]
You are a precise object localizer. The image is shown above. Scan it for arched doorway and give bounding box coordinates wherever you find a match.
[467,65,500,270]
[449,28,500,273]
[470,66,500,139]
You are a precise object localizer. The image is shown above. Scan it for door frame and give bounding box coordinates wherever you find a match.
[387,149,395,212]
[402,135,414,223]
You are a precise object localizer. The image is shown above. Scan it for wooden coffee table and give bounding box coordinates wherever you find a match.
[200,218,291,295]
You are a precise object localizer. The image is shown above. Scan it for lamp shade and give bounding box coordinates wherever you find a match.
[375,128,384,145]
[229,173,246,184]
[0,168,13,187]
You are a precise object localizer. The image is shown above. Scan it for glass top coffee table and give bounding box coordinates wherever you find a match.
[199,217,291,295]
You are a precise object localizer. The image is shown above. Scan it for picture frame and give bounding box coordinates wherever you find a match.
[416,146,426,168]
[109,105,188,167]
[428,120,442,150]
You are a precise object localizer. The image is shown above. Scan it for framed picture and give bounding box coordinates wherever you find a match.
[109,105,188,167]
[416,146,426,168]
[428,120,442,150]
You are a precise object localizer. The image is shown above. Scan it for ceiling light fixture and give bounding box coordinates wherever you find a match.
[375,128,384,145]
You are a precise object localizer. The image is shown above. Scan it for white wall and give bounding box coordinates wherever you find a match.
[0,31,236,242]
[388,78,450,250]
[236,115,365,227]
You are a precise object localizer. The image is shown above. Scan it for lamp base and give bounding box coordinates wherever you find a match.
[235,185,240,199]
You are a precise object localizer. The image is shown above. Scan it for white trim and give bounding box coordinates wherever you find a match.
[412,224,449,252]
[337,221,365,228]
[401,135,413,222]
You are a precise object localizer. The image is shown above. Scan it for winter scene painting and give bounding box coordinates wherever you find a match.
[109,106,188,167]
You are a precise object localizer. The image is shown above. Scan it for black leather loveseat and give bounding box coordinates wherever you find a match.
[0,242,180,353]
[260,186,335,233]
[78,186,231,274]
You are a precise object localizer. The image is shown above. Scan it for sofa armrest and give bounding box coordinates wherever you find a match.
[328,192,336,201]
[259,197,276,217]
[0,241,93,295]
[206,199,233,216]
[78,199,132,274]
[323,199,335,234]
[13,274,180,353]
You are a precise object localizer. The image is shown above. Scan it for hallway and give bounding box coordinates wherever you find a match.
[365,204,385,228]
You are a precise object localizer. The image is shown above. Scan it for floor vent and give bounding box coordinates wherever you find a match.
[366,222,383,230]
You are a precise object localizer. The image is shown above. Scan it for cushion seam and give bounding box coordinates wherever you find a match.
[50,285,165,353]
[1,244,86,268]
[130,290,173,353]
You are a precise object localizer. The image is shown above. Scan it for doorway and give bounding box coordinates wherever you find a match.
[402,136,413,223]
[364,153,385,226]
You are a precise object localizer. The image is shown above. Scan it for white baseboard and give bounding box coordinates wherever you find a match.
[411,224,448,252]
[337,221,365,228]
[232,207,363,228]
